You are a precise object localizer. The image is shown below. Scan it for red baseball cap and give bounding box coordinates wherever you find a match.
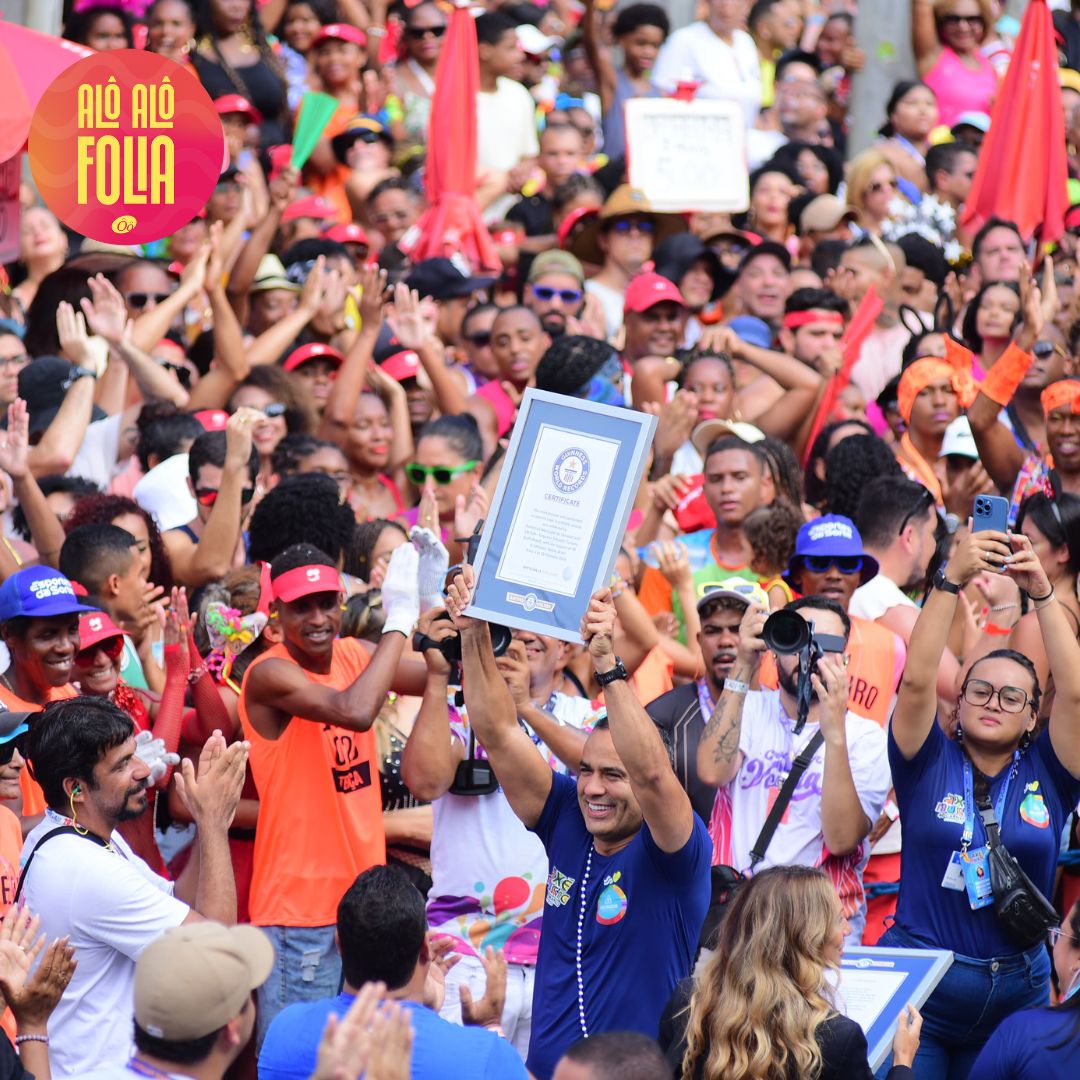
[380,350,420,382]
[79,610,130,651]
[193,409,229,432]
[282,195,337,224]
[311,23,367,49]
[323,223,370,246]
[283,342,346,373]
[214,94,263,126]
[271,564,343,603]
[623,272,687,314]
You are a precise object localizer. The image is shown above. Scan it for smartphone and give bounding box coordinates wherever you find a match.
[972,494,1010,535]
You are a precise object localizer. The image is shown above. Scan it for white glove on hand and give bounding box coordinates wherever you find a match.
[410,526,450,612]
[133,729,180,784]
[381,542,420,637]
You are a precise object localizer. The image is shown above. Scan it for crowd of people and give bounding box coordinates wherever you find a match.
[2,0,1080,1077]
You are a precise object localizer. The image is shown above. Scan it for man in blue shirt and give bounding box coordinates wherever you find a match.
[446,572,711,1080]
[258,866,527,1080]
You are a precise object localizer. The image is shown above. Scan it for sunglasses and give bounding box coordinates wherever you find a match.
[76,635,125,666]
[406,23,446,38]
[532,285,583,305]
[405,460,479,486]
[351,130,384,145]
[125,291,171,309]
[801,555,864,575]
[464,331,492,348]
[0,729,28,767]
[251,402,287,419]
[962,678,1030,713]
[1033,341,1063,360]
[867,178,899,195]
[157,358,193,389]
[898,485,935,536]
[195,486,256,507]
[610,218,655,235]
[940,13,984,26]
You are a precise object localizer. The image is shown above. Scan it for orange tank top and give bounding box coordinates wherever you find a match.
[238,638,385,927]
[1,683,78,819]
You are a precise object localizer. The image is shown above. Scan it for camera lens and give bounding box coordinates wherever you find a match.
[762,610,810,655]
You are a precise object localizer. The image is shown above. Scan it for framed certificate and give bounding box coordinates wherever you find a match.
[466,389,656,643]
[833,946,953,1070]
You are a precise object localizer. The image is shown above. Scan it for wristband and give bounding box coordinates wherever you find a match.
[723,678,750,694]
[15,1035,48,1046]
[1032,585,1056,608]
[979,342,1034,407]
[983,622,1011,637]
[368,25,386,34]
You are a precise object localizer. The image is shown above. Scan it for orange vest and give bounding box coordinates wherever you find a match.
[758,616,905,727]
[1,684,78,819]
[239,639,385,927]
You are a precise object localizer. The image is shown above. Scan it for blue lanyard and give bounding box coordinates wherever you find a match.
[961,753,1019,849]
[696,678,715,723]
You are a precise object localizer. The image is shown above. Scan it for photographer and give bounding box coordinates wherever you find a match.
[696,597,891,943]
[878,528,1080,1076]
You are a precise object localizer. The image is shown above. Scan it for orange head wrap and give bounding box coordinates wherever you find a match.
[1041,380,1080,417]
[897,338,979,423]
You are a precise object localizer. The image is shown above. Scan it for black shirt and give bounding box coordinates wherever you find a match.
[647,683,716,824]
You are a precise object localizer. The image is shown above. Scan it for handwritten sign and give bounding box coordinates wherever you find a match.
[625,98,749,213]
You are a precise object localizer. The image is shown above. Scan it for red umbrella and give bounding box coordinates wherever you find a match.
[0,20,93,162]
[398,0,500,272]
[958,0,1068,246]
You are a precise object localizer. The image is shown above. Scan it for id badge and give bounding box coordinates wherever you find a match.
[962,846,994,909]
[941,851,966,891]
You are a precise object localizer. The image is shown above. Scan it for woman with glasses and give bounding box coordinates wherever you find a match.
[912,0,998,127]
[880,525,1080,1076]
[969,899,1080,1077]
[845,149,903,237]
[388,1,448,152]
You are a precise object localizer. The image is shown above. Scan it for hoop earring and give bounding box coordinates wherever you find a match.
[69,788,88,835]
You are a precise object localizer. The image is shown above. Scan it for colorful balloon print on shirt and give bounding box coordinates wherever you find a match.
[596,871,628,925]
[1019,782,1050,829]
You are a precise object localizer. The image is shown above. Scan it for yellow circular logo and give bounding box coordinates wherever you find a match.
[112,214,137,234]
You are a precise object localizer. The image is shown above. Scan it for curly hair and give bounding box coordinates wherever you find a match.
[681,866,837,1080]
[346,519,408,582]
[228,366,317,438]
[758,437,805,510]
[64,494,174,592]
[247,473,356,565]
[803,419,874,508]
[823,434,903,520]
[743,502,804,576]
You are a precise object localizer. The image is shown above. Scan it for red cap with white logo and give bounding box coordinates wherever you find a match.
[623,272,687,314]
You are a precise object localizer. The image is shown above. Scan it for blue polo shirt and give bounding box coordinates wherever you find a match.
[258,993,527,1080]
[970,1003,1080,1078]
[526,772,711,1080]
[888,722,1080,959]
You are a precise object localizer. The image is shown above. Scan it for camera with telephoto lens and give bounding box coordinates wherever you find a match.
[762,610,846,731]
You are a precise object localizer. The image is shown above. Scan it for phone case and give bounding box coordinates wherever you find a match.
[972,495,1010,535]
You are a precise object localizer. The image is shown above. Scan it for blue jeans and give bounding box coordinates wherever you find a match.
[874,923,1050,1080]
[256,924,342,1050]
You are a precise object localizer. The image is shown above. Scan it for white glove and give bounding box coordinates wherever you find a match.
[133,729,180,784]
[410,526,450,612]
[381,542,420,637]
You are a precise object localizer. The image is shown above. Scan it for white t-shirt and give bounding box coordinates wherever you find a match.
[477,77,539,223]
[652,23,762,128]
[20,810,189,1076]
[584,279,626,341]
[849,573,919,622]
[425,692,597,967]
[69,414,124,489]
[709,690,891,874]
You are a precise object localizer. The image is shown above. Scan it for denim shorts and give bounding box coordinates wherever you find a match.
[874,922,1050,1080]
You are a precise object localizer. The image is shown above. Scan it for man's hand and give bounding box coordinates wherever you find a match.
[298,256,329,318]
[941,461,994,519]
[579,588,617,669]
[310,980,384,1080]
[948,525,1012,586]
[653,540,692,590]
[736,602,769,672]
[0,904,77,1031]
[810,653,849,745]
[415,607,455,677]
[358,264,390,329]
[650,473,693,513]
[388,282,435,352]
[225,407,259,468]
[458,947,507,1029]
[495,640,532,712]
[696,324,741,358]
[421,934,460,1012]
[0,399,30,481]
[364,1002,414,1080]
[445,563,479,634]
[80,273,129,346]
[173,730,249,830]
[267,166,300,217]
[56,301,96,370]
[454,483,489,546]
[647,390,699,462]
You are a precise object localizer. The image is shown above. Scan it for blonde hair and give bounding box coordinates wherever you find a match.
[681,867,839,1080]
[846,148,897,214]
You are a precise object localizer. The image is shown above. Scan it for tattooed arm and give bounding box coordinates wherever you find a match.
[696,604,768,788]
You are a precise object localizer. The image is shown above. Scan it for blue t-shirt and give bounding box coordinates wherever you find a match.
[970,1003,1080,1078]
[888,722,1080,958]
[258,993,527,1080]
[526,772,711,1080]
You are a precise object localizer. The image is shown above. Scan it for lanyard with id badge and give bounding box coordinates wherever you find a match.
[941,753,1019,909]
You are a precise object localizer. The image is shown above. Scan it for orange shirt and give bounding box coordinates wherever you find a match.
[239,638,385,927]
[0,805,19,1044]
[0,684,77,819]
[630,645,675,706]
[301,102,354,225]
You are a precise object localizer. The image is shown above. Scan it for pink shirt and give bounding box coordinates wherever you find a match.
[924,46,997,128]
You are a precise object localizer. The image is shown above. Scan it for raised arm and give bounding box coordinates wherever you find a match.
[911,0,942,72]
[582,589,694,853]
[447,566,553,828]
[892,527,1010,759]
[696,602,767,787]
[581,0,618,111]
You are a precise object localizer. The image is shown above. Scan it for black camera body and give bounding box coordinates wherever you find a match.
[762,610,846,732]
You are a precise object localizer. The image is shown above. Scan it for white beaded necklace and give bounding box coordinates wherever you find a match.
[575,846,595,1037]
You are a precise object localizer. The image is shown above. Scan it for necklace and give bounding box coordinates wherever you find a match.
[575,846,594,1037]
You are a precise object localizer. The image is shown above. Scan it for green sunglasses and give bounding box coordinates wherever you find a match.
[405,460,479,486]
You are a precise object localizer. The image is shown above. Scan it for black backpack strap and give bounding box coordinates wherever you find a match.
[15,824,108,902]
[749,729,826,870]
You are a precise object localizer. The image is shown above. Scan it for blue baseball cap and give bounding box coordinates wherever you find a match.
[727,315,773,350]
[0,567,98,622]
[784,514,879,586]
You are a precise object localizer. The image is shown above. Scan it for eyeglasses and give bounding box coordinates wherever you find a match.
[610,218,655,235]
[531,285,584,305]
[1047,927,1080,947]
[195,486,256,507]
[898,486,935,536]
[802,555,864,575]
[962,679,1031,714]
[405,460,479,486]
[124,291,171,309]
[406,23,446,39]
[940,13,984,26]
[464,331,492,348]
[352,130,384,145]
[868,178,900,195]
[250,403,287,419]
[75,635,125,666]
[0,353,29,369]
[0,729,28,767]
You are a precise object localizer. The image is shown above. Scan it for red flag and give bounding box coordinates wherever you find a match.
[801,286,884,465]
[398,1,501,273]
[958,0,1068,246]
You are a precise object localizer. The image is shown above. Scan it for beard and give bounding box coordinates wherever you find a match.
[777,660,820,703]
[115,784,150,822]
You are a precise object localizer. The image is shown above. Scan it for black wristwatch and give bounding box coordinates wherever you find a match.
[61,365,97,391]
[932,566,961,595]
[594,657,629,687]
